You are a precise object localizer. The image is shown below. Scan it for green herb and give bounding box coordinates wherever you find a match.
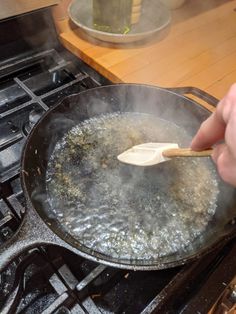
[93,0,132,34]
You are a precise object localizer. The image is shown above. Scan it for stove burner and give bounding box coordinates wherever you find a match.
[0,246,180,314]
[7,121,19,134]
[23,108,44,135]
[29,108,44,125]
[0,262,17,308]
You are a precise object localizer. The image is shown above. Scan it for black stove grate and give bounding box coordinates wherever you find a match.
[0,49,102,183]
[1,238,236,314]
[0,244,180,314]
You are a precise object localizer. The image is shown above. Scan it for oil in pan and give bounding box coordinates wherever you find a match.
[46,112,219,261]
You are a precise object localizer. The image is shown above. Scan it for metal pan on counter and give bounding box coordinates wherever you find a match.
[68,0,171,44]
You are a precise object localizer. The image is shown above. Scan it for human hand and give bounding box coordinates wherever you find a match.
[191,84,236,186]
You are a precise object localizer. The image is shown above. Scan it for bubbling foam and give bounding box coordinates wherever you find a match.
[46,112,219,260]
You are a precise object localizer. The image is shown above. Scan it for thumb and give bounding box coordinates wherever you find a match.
[212,143,236,186]
[211,143,226,164]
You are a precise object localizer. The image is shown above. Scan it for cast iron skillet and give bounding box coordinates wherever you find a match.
[0,84,236,272]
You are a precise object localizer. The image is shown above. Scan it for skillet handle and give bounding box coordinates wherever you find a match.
[0,207,60,273]
[166,86,219,110]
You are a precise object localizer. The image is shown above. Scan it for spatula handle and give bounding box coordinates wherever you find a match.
[163,148,213,158]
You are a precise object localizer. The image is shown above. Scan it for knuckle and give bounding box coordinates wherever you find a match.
[216,154,233,185]
[219,83,236,121]
[227,83,236,99]
[217,163,229,183]
[216,156,223,175]
[221,97,234,123]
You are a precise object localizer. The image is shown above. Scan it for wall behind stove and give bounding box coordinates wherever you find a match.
[0,9,60,62]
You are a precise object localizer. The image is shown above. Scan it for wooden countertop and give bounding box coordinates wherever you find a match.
[55,0,236,100]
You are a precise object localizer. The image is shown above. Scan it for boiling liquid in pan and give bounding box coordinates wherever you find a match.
[47,112,219,260]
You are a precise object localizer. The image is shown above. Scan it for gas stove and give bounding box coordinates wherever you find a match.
[0,7,236,314]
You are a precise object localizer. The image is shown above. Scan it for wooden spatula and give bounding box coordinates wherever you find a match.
[117,143,213,166]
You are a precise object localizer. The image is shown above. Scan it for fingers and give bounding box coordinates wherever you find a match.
[212,143,236,186]
[190,84,236,186]
[191,84,236,150]
[191,112,225,150]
